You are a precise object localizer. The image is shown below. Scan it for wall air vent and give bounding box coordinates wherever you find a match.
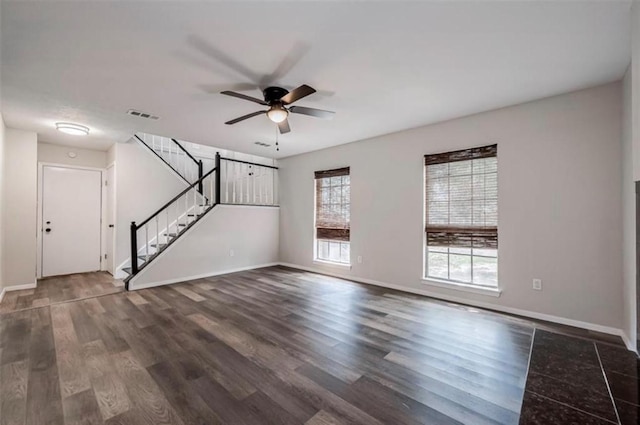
[127,109,159,120]
[254,141,271,147]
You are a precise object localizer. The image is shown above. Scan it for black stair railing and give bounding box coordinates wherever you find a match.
[124,150,279,290]
[125,164,220,288]
[135,134,204,191]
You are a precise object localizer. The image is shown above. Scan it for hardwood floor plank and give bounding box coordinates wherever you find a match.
[305,410,345,425]
[25,308,64,425]
[61,389,104,425]
[171,286,206,302]
[82,340,131,420]
[147,361,223,425]
[1,312,31,365]
[111,350,184,425]
[0,360,29,425]
[50,304,92,399]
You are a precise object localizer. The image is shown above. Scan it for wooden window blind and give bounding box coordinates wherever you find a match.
[425,145,497,249]
[315,167,350,242]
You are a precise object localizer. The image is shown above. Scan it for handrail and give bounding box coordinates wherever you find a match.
[171,138,200,165]
[135,166,217,229]
[135,135,191,185]
[220,156,279,170]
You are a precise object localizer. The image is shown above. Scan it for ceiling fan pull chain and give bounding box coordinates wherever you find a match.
[275,126,280,152]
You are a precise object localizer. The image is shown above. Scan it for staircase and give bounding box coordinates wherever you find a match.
[121,133,278,289]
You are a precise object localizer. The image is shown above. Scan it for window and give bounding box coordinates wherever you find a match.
[315,167,350,264]
[424,145,498,287]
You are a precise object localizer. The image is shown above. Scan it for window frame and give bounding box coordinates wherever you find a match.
[313,169,351,266]
[422,146,499,293]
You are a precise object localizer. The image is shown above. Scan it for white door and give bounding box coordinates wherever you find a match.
[42,166,102,277]
[105,165,115,275]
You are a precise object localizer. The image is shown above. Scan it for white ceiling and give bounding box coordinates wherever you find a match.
[0,1,632,158]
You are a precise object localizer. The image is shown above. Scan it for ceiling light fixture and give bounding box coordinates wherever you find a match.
[266,104,288,123]
[56,122,90,136]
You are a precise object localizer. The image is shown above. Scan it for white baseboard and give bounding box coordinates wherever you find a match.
[279,262,630,347]
[129,262,280,291]
[621,332,638,354]
[3,282,37,292]
[0,282,38,305]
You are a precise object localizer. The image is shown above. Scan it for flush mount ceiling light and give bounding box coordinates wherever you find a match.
[55,122,89,136]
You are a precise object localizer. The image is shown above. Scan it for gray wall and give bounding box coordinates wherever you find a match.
[2,128,38,288]
[279,83,623,332]
[129,205,279,289]
[0,116,5,290]
[113,140,186,272]
[622,68,637,352]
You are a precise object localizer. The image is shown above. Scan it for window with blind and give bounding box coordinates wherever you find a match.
[315,167,350,264]
[424,144,498,287]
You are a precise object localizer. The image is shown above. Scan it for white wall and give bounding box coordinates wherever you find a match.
[622,68,637,352]
[107,143,116,165]
[38,142,107,169]
[0,116,5,290]
[2,128,38,288]
[113,139,187,270]
[129,205,279,289]
[633,1,640,181]
[279,83,623,332]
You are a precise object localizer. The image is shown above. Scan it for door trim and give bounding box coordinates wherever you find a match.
[106,162,117,275]
[37,162,107,279]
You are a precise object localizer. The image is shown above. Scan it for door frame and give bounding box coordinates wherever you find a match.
[105,162,116,275]
[37,162,107,279]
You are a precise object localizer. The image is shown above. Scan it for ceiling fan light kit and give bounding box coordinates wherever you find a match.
[266,104,288,123]
[221,84,335,135]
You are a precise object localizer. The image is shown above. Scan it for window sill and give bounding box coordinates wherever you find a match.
[422,278,502,297]
[313,260,352,270]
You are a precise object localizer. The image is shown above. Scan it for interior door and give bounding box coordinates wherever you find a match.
[42,166,102,277]
[105,165,115,275]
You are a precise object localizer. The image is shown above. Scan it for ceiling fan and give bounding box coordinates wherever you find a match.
[221,84,335,134]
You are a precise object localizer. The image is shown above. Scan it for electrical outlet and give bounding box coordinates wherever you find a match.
[532,279,542,291]
[229,249,234,257]
[357,256,363,264]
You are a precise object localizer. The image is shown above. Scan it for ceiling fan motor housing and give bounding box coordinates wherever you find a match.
[263,86,289,104]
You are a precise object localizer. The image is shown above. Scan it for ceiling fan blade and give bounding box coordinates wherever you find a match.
[221,91,267,105]
[280,84,316,105]
[290,106,335,119]
[278,118,291,134]
[225,111,266,125]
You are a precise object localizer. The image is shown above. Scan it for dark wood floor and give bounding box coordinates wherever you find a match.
[0,272,123,314]
[0,266,636,424]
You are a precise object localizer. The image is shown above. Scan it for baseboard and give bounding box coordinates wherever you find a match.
[0,282,38,304]
[621,332,638,354]
[279,262,627,342]
[3,282,37,292]
[129,262,280,290]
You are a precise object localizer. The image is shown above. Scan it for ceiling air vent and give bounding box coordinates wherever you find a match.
[254,141,271,147]
[127,109,159,120]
